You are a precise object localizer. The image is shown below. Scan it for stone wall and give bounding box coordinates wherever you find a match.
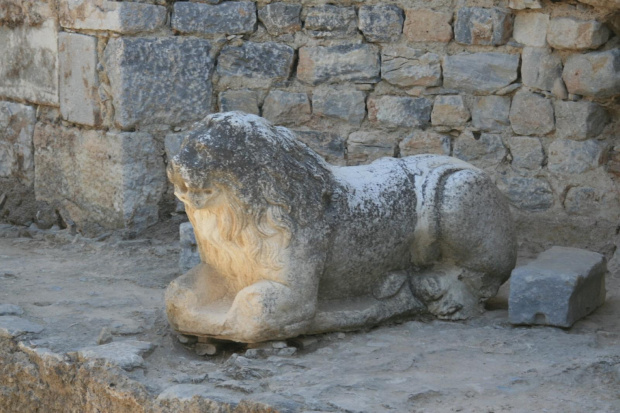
[1,0,619,265]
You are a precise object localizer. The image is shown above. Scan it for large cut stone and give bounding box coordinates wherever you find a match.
[292,130,346,165]
[258,3,302,36]
[359,5,404,42]
[443,53,519,95]
[547,17,610,50]
[399,131,450,157]
[498,175,553,210]
[563,50,620,98]
[509,247,606,327]
[298,44,380,85]
[0,102,35,185]
[303,5,357,38]
[555,100,609,141]
[404,9,453,42]
[472,96,511,132]
[34,123,166,233]
[367,96,432,128]
[262,90,311,126]
[172,2,257,35]
[104,37,213,129]
[548,139,604,174]
[431,95,470,127]
[509,136,543,170]
[513,12,548,47]
[347,131,397,165]
[381,46,441,88]
[218,89,259,115]
[521,47,564,93]
[312,87,366,125]
[180,222,201,272]
[453,132,507,169]
[454,7,513,46]
[509,90,554,136]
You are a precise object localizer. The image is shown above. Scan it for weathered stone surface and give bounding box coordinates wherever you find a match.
[312,87,366,125]
[359,5,404,42]
[304,5,357,38]
[59,0,167,34]
[499,175,553,210]
[381,47,441,88]
[0,316,43,338]
[262,90,311,126]
[0,304,23,316]
[367,96,432,128]
[453,132,507,169]
[347,131,397,165]
[513,12,548,47]
[521,47,564,93]
[555,100,609,141]
[472,96,511,132]
[180,222,200,272]
[298,44,380,86]
[548,139,604,174]
[258,2,301,36]
[217,41,294,88]
[78,341,155,371]
[454,7,513,46]
[509,247,606,327]
[0,102,35,185]
[399,131,450,157]
[105,37,214,129]
[172,2,257,35]
[218,89,259,115]
[292,130,346,165]
[547,17,610,50]
[431,95,470,127]
[404,9,453,42]
[34,123,166,233]
[59,33,100,127]
[508,0,542,9]
[563,50,620,98]
[443,53,519,95]
[576,0,620,9]
[563,187,615,216]
[509,136,543,170]
[509,90,554,136]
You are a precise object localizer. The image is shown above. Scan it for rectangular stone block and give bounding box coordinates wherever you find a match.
[454,7,513,46]
[0,101,36,185]
[399,131,450,157]
[509,90,554,136]
[59,33,101,127]
[292,130,345,166]
[303,5,357,38]
[548,139,604,174]
[521,47,564,94]
[312,87,366,125]
[172,2,257,35]
[513,12,549,47]
[381,46,441,88]
[262,90,311,126]
[218,89,259,115]
[104,37,214,129]
[431,95,470,127]
[359,5,403,42]
[453,131,507,169]
[367,96,431,129]
[509,246,606,327]
[298,44,380,86]
[347,131,396,165]
[34,123,166,233]
[472,96,511,132]
[555,100,609,141]
[404,9,453,43]
[498,174,553,211]
[563,50,620,98]
[443,53,519,95]
[547,17,610,50]
[509,136,544,170]
[258,3,302,36]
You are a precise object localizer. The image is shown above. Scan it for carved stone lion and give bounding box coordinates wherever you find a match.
[165,112,517,343]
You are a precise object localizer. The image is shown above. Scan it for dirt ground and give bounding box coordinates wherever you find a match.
[1,220,619,413]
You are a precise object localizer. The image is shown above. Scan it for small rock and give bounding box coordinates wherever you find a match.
[562,49,620,98]
[404,9,453,42]
[454,7,514,46]
[555,100,609,141]
[195,343,218,356]
[0,304,24,316]
[258,3,302,36]
[472,96,511,132]
[176,334,197,345]
[359,5,404,43]
[547,17,610,50]
[96,327,113,345]
[277,347,297,356]
[509,90,554,136]
[271,341,288,349]
[513,12,549,47]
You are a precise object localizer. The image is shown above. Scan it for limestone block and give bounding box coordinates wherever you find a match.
[347,131,396,165]
[563,50,620,98]
[367,96,432,129]
[298,44,380,86]
[509,90,554,136]
[453,132,507,169]
[555,100,609,141]
[472,96,511,132]
[304,5,357,38]
[547,18,610,50]
[443,53,519,95]
[509,136,543,170]
[548,139,604,174]
[359,5,404,43]
[431,95,470,127]
[218,89,259,115]
[454,7,513,46]
[59,33,100,127]
[312,87,366,125]
[292,130,346,165]
[262,91,311,126]
[180,222,201,273]
[258,3,301,36]
[381,46,441,88]
[508,0,542,9]
[399,131,450,157]
[34,123,166,233]
[59,0,166,34]
[404,9,453,42]
[509,247,606,327]
[521,47,564,93]
[513,12,548,47]
[172,2,257,35]
[0,102,35,185]
[105,37,213,129]
[499,175,553,210]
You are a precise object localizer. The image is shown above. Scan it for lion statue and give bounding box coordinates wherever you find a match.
[165,112,517,343]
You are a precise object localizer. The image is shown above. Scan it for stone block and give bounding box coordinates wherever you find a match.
[548,139,604,174]
[454,7,513,46]
[499,175,553,210]
[172,2,257,35]
[431,95,470,127]
[563,187,612,216]
[359,5,404,42]
[509,247,606,327]
[509,136,543,170]
[521,47,564,93]
[555,100,609,141]
[0,102,35,186]
[399,131,450,157]
[262,90,311,126]
[513,12,548,47]
[312,87,366,125]
[404,9,452,42]
[164,133,183,161]
[59,0,167,34]
[292,130,345,165]
[218,89,259,115]
[472,96,511,132]
[347,131,396,165]
[443,53,519,95]
[381,46,441,88]
[547,17,610,50]
[304,5,357,38]
[453,131,507,169]
[367,96,432,129]
[563,50,620,98]
[105,37,214,129]
[179,222,200,272]
[509,90,554,136]
[298,44,380,86]
[258,3,301,36]
[508,0,542,9]
[59,33,100,127]
[33,123,166,233]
